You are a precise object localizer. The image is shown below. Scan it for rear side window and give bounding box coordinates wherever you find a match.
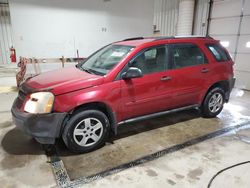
[171,44,207,69]
[206,44,231,62]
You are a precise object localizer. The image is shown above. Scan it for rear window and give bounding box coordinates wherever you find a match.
[206,43,231,62]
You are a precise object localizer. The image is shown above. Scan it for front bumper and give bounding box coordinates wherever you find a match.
[11,98,67,144]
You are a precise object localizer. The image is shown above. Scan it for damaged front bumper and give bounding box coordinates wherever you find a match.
[11,98,67,144]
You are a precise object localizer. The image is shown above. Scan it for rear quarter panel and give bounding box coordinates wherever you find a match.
[197,41,234,103]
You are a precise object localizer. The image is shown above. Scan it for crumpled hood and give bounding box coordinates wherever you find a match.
[25,66,104,95]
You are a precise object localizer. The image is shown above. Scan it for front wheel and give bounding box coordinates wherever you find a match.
[201,87,225,118]
[62,110,110,153]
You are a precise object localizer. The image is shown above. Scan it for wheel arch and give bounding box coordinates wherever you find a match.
[202,80,230,105]
[62,101,118,136]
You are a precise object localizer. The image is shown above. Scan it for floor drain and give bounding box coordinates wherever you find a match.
[51,160,71,188]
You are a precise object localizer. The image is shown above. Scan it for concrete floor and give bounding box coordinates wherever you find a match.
[0,65,250,188]
[0,91,56,187]
[82,130,250,188]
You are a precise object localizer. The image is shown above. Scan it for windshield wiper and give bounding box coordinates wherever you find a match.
[77,65,104,76]
[87,68,104,76]
[81,67,94,74]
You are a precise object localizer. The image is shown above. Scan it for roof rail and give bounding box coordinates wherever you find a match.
[123,37,144,41]
[153,36,175,41]
[174,35,213,39]
[153,35,213,41]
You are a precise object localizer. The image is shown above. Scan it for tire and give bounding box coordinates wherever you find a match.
[201,87,225,118]
[62,110,110,153]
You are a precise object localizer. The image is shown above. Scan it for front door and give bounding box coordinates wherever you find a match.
[120,45,175,120]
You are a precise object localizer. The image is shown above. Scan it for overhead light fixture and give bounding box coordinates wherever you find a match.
[246,41,250,48]
[220,41,230,48]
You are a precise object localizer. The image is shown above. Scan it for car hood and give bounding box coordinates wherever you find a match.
[24,66,104,95]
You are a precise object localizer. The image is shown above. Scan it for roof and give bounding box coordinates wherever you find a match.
[115,38,156,47]
[114,35,214,47]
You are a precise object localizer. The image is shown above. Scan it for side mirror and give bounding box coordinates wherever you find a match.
[122,67,143,79]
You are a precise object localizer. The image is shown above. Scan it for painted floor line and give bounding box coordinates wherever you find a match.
[0,86,18,93]
[48,121,250,188]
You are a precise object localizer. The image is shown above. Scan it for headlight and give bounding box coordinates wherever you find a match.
[24,92,54,114]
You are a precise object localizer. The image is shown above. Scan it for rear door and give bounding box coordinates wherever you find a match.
[168,43,212,108]
[119,45,176,120]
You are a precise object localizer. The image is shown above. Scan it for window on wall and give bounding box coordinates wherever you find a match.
[171,44,207,69]
[206,44,231,62]
[131,46,169,75]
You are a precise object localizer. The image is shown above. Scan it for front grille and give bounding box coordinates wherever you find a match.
[16,90,27,109]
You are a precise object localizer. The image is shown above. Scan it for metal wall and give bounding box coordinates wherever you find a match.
[193,0,209,35]
[153,0,209,36]
[153,0,180,36]
[0,0,12,64]
[177,0,195,35]
[209,0,250,90]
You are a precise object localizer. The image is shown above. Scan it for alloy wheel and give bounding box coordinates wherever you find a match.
[73,118,103,147]
[208,92,223,113]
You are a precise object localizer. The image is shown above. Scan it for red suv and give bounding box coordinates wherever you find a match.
[12,36,235,153]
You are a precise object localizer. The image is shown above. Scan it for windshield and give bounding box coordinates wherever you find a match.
[80,45,134,75]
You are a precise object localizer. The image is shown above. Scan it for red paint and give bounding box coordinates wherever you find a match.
[24,37,234,123]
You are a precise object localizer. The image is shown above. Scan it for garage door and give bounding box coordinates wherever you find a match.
[209,0,250,90]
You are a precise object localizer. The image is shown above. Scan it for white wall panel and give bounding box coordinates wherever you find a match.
[209,0,250,90]
[240,16,250,34]
[209,17,240,35]
[235,70,250,90]
[9,0,154,59]
[211,0,242,18]
[244,0,250,15]
[235,54,250,72]
[237,35,250,53]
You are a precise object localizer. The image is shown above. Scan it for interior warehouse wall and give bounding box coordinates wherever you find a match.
[0,0,13,64]
[153,0,208,36]
[193,0,209,36]
[8,0,154,59]
[153,0,180,36]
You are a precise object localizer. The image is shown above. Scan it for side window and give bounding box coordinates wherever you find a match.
[144,48,157,60]
[206,44,231,62]
[172,44,207,69]
[131,46,169,75]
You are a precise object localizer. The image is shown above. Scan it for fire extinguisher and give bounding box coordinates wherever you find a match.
[10,46,16,63]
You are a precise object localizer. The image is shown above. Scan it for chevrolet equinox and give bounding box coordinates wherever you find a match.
[12,36,235,153]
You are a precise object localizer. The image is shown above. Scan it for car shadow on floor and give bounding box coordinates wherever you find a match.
[1,128,44,155]
[56,109,201,156]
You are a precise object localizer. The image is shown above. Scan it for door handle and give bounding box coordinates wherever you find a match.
[201,68,209,73]
[161,76,172,81]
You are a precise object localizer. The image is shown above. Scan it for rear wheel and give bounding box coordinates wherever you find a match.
[201,87,225,118]
[62,110,110,153]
